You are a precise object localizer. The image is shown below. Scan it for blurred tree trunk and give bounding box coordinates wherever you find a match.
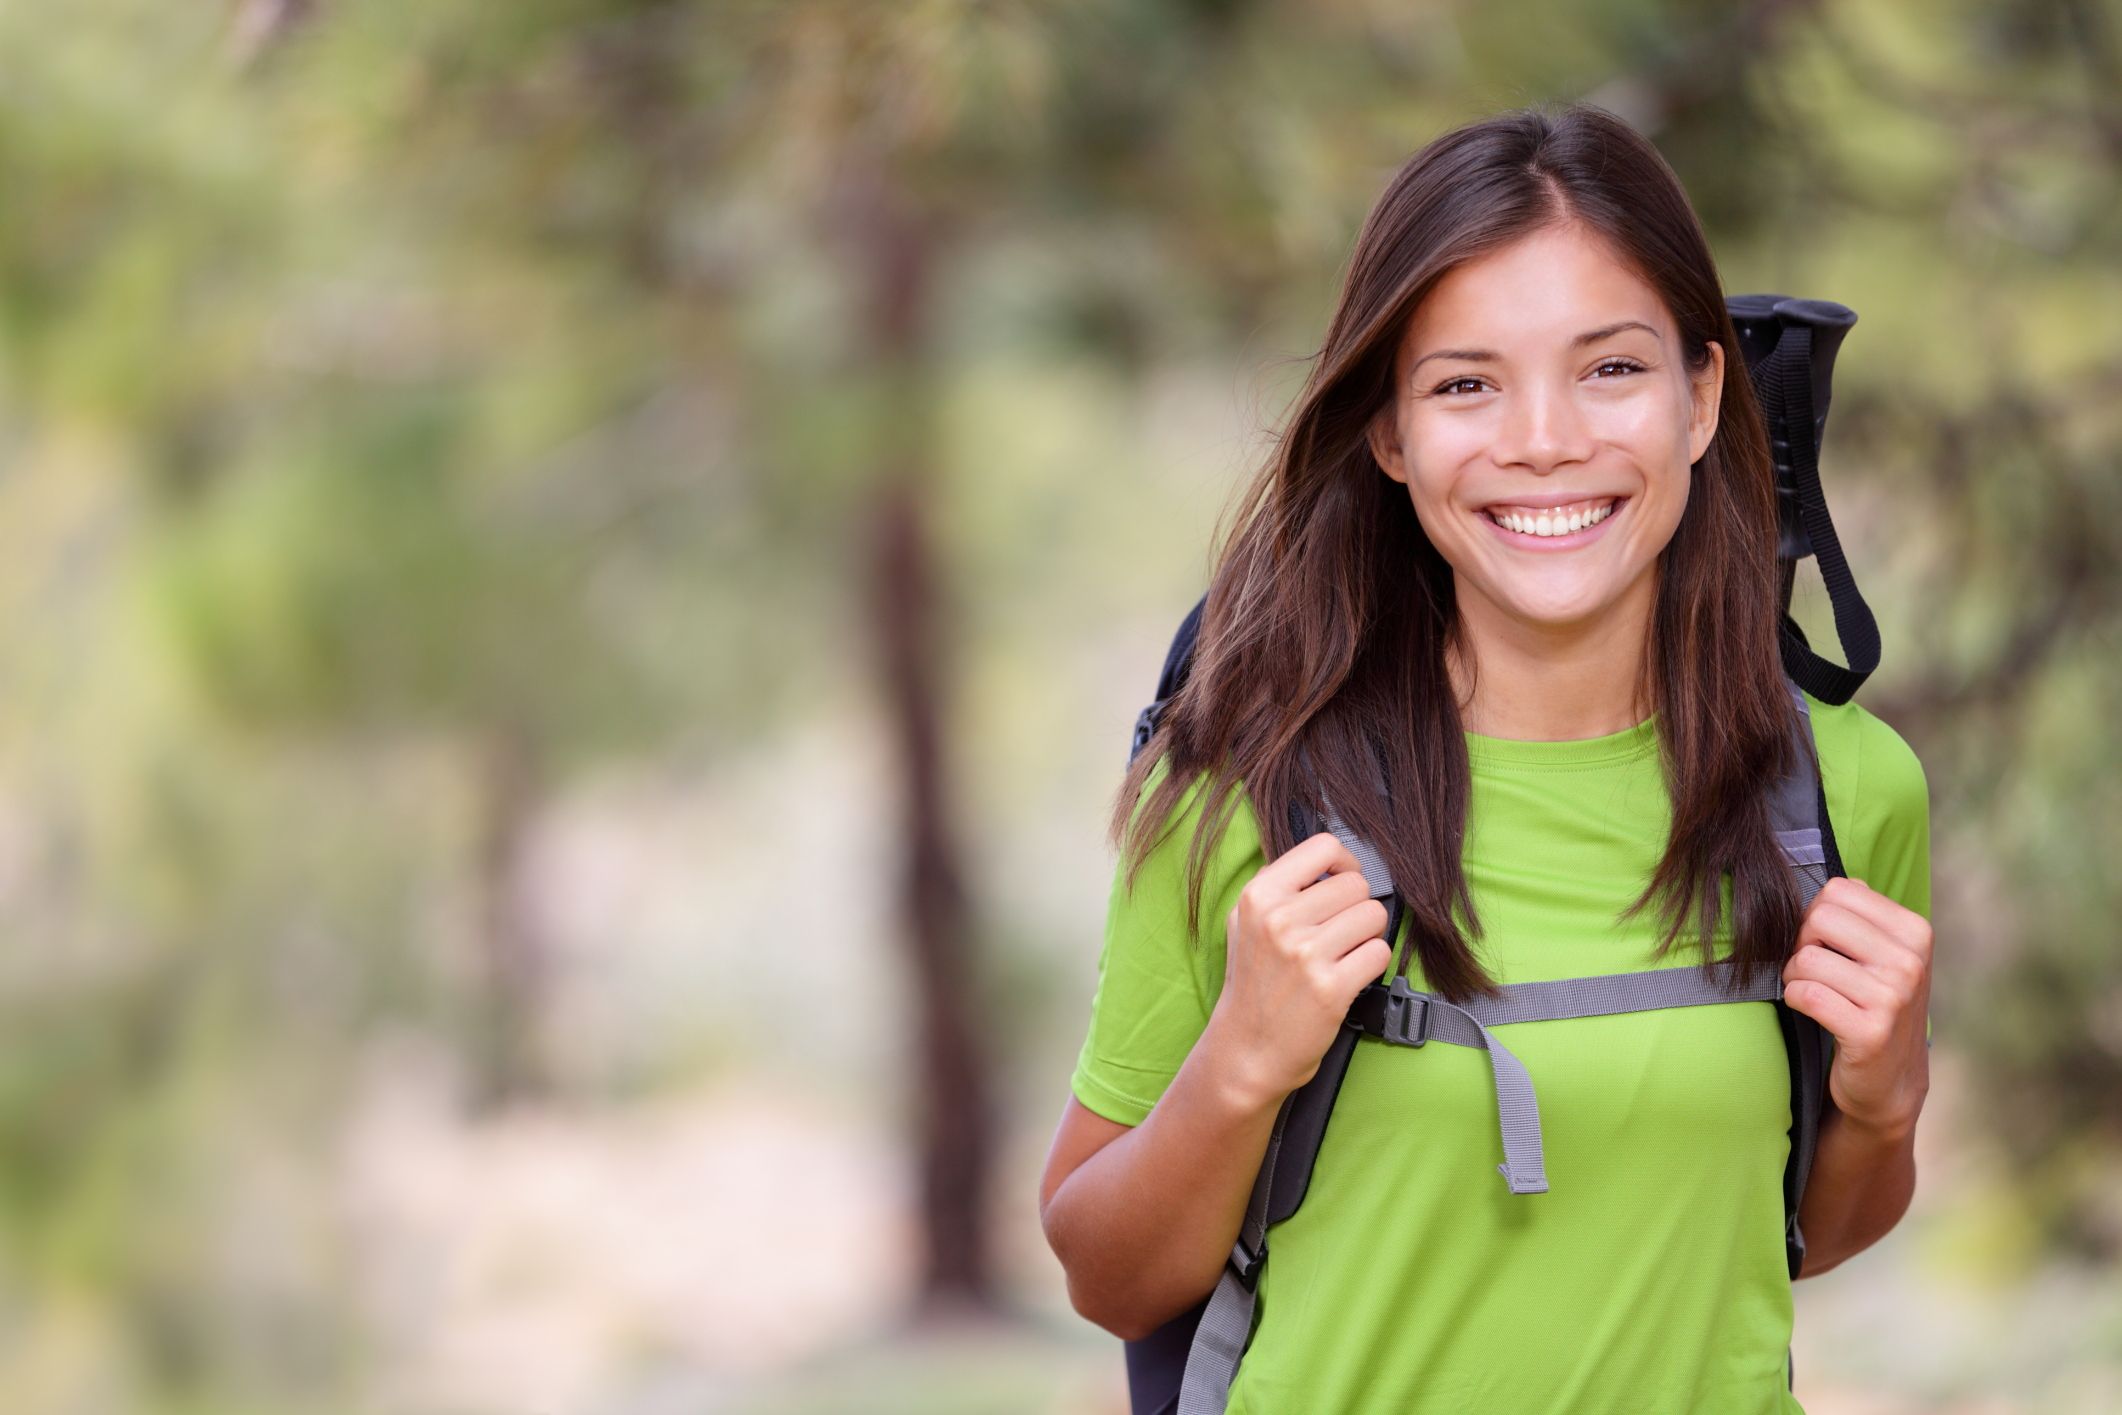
[473,722,549,1106]
[850,162,998,1313]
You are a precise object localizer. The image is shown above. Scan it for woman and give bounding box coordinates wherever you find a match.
[1038,103,1933,1413]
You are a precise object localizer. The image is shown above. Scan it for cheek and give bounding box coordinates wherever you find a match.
[1592,395,1683,453]
[1598,398,1694,501]
[1627,473,1693,566]
[1400,467,1466,540]
[1407,414,1489,466]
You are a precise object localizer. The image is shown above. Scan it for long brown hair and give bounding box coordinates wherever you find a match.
[1111,101,1804,1003]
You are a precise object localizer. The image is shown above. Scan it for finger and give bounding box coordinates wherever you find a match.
[1813,876,1934,961]
[1783,975,1864,1039]
[1281,865,1377,928]
[1797,898,1911,969]
[1329,933,1395,993]
[1808,876,1916,937]
[1783,942,1895,1010]
[1264,830,1371,896]
[1310,894,1392,962]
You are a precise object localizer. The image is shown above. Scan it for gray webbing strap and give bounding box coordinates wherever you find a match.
[1771,680,1833,1289]
[1357,960,1786,1195]
[1176,1093,1290,1415]
[1773,682,1832,910]
[1297,742,1398,900]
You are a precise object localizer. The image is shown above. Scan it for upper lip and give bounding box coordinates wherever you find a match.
[1478,491,1627,511]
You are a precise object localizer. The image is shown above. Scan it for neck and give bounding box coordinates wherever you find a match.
[1448,577,1656,740]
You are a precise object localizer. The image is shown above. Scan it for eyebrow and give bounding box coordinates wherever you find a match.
[1409,320,1661,376]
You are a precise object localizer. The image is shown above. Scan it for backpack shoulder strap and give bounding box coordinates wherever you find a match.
[1773,678,1842,1281]
[1150,794,1394,1415]
[1129,593,1208,765]
[1122,601,1382,1415]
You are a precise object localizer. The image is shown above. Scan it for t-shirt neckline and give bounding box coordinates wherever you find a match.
[1464,713,1660,768]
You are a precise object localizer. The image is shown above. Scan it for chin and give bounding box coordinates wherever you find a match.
[1495,586,1617,629]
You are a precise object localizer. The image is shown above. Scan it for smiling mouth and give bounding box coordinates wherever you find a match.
[1481,496,1625,538]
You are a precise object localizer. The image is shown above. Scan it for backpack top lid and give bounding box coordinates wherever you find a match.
[1729,293,1857,565]
[1726,295,1878,704]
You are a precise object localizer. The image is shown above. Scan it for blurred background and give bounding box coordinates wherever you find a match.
[0,0,2115,1411]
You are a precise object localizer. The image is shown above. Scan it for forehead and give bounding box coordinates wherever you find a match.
[1402,225,1672,354]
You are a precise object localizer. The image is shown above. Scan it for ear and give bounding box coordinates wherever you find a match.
[1687,339,1724,465]
[1368,405,1410,486]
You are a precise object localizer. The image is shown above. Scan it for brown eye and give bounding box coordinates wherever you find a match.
[1432,377,1485,397]
[1593,359,1646,378]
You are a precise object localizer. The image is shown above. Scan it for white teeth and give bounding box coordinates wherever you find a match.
[1489,499,1616,537]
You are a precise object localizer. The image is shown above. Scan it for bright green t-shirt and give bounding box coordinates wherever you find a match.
[1070,693,1931,1415]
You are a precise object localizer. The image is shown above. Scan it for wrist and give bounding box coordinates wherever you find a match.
[1196,1011,1293,1118]
[1830,1100,1921,1150]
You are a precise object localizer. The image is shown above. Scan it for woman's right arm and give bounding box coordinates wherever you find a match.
[1039,832,1391,1341]
[1037,1017,1287,1341]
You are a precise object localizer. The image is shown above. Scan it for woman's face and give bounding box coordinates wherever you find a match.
[1367,223,1723,638]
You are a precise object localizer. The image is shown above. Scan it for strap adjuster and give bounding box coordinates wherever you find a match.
[1129,700,1167,759]
[1383,990,1430,1047]
[1229,1236,1265,1290]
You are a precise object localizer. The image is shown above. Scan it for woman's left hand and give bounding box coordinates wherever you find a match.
[1781,875,1933,1140]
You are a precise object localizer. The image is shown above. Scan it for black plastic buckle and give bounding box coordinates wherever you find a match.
[1384,990,1430,1048]
[1129,699,1167,761]
[1230,1235,1265,1290]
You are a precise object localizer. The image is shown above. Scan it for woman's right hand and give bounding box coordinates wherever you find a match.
[1205,832,1394,1107]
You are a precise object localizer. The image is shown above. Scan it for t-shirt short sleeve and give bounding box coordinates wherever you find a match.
[1069,762,1266,1126]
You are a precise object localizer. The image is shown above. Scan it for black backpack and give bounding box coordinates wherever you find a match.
[1119,297,1879,1415]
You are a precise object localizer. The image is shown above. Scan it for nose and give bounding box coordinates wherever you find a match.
[1493,378,1596,475]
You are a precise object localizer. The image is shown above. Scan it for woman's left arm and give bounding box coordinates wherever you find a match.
[1782,874,1934,1278]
